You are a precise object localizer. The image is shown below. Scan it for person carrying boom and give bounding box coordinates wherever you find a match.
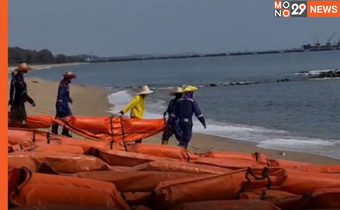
[168,85,206,149]
[161,87,183,145]
[51,72,76,137]
[119,85,154,143]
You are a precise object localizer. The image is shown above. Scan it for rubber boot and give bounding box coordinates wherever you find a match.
[51,124,59,135]
[61,127,72,138]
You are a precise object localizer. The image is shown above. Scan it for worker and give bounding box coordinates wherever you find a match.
[161,87,183,145]
[119,85,154,143]
[168,85,206,149]
[51,72,76,137]
[8,63,36,126]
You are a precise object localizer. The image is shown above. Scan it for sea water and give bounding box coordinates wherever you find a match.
[28,51,340,159]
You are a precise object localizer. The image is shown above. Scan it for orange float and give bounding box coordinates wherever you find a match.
[8,152,110,173]
[9,168,129,210]
[13,115,165,143]
[172,200,280,210]
[76,170,195,192]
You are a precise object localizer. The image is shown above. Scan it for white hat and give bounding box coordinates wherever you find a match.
[170,87,183,95]
[63,71,77,79]
[138,85,154,95]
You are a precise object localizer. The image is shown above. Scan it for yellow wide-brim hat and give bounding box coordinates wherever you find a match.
[15,63,32,72]
[170,87,184,95]
[138,85,154,95]
[183,85,198,93]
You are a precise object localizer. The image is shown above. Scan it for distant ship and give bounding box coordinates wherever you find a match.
[301,33,340,52]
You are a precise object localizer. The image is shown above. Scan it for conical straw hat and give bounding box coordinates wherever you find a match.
[138,85,154,95]
[170,87,183,95]
[15,63,32,72]
[183,85,198,93]
[63,71,77,79]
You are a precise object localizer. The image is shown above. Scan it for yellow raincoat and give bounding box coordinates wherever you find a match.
[122,95,145,119]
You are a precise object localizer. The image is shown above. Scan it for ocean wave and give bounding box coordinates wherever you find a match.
[258,138,335,148]
[295,68,339,76]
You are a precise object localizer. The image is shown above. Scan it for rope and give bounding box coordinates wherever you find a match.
[109,115,115,149]
[239,167,272,194]
[119,116,128,151]
[32,130,36,143]
[46,132,50,144]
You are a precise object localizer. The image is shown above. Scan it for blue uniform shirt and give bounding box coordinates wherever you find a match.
[56,79,72,117]
[170,94,206,127]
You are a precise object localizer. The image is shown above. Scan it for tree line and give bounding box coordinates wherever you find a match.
[9,47,95,65]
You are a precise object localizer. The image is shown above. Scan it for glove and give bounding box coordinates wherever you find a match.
[198,117,206,129]
[31,101,36,107]
[119,111,124,116]
[8,100,14,105]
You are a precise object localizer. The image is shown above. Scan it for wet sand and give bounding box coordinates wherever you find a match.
[18,77,340,164]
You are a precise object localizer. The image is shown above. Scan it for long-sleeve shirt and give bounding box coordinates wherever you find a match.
[170,96,206,127]
[164,97,180,117]
[122,95,145,119]
[56,79,71,106]
[9,73,34,105]
[55,79,72,117]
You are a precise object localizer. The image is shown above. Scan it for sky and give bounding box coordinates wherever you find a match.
[9,0,340,57]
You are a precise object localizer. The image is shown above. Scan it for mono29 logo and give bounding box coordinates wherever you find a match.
[274,1,307,18]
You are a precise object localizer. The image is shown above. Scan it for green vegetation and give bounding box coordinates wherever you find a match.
[8,47,95,65]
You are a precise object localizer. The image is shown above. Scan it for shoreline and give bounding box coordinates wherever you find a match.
[8,62,88,73]
[145,133,340,165]
[14,77,340,164]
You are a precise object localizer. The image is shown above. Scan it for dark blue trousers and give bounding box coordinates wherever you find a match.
[177,119,193,148]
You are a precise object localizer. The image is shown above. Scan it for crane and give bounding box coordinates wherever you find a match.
[326,33,336,46]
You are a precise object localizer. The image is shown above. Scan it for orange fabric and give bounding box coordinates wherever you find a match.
[26,115,54,128]
[275,164,340,173]
[172,200,281,210]
[9,205,120,210]
[153,169,248,209]
[123,192,151,206]
[32,145,84,154]
[239,190,303,210]
[76,170,195,192]
[19,115,165,143]
[127,144,193,161]
[8,129,50,146]
[203,151,269,165]
[8,128,113,154]
[305,188,340,209]
[132,160,233,174]
[8,152,110,173]
[9,168,129,210]
[93,149,169,167]
[280,169,340,194]
[7,125,340,209]
[269,159,310,167]
[191,157,261,169]
[59,137,110,152]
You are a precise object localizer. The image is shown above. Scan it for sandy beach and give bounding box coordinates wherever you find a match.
[15,75,340,165]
